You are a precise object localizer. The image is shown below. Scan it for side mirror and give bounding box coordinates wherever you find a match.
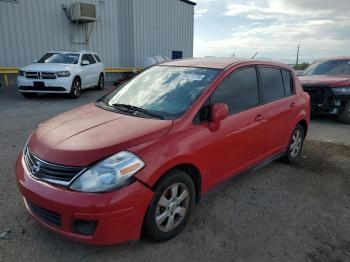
[209,103,229,132]
[33,58,38,63]
[81,60,90,66]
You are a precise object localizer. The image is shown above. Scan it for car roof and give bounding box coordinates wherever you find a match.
[316,56,350,62]
[161,57,290,70]
[48,50,98,55]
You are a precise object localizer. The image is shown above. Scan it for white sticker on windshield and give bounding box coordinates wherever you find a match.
[179,73,205,81]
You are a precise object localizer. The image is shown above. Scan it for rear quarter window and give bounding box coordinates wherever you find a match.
[281,70,294,96]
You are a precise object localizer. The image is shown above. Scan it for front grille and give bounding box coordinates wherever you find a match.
[26,200,61,227]
[25,72,56,79]
[24,147,84,186]
[26,72,40,79]
[302,85,333,105]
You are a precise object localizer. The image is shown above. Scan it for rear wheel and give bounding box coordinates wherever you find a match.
[70,78,81,98]
[283,124,305,164]
[338,100,350,124]
[21,92,37,98]
[96,74,104,90]
[143,170,195,242]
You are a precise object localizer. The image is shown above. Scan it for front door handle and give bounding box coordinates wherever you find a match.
[290,102,296,108]
[255,114,264,121]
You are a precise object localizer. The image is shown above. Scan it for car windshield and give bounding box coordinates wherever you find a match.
[99,66,221,119]
[38,53,80,64]
[303,60,350,76]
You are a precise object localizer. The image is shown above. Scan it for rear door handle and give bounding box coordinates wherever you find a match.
[290,102,296,108]
[255,114,264,121]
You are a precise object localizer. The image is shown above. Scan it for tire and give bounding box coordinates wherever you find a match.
[143,169,195,242]
[21,92,37,98]
[283,124,305,164]
[338,100,350,124]
[96,74,104,90]
[70,77,81,98]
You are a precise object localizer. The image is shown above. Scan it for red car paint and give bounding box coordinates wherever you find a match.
[16,58,310,245]
[299,75,350,87]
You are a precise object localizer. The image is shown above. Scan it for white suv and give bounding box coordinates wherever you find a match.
[17,51,105,98]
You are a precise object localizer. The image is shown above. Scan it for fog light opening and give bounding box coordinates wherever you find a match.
[72,219,98,236]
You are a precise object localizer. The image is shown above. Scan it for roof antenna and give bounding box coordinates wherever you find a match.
[251,52,259,59]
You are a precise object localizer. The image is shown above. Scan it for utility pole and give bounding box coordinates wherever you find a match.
[296,44,300,66]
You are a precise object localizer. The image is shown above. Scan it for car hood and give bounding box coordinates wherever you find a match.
[28,104,172,166]
[20,63,75,72]
[299,75,350,87]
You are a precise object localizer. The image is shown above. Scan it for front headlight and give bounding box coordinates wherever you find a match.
[332,87,350,95]
[69,151,145,193]
[56,71,71,77]
[18,70,25,77]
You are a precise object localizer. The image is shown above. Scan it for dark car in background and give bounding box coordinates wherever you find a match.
[299,57,350,124]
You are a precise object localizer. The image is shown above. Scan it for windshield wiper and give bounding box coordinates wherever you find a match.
[111,103,164,120]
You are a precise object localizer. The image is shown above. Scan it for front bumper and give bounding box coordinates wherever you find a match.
[17,76,72,93]
[15,153,154,245]
[302,85,350,114]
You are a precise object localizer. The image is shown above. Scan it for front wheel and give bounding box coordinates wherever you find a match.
[338,100,350,124]
[70,78,81,98]
[143,170,195,242]
[96,74,104,90]
[283,124,305,164]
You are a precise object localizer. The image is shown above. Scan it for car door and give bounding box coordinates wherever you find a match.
[258,66,298,155]
[196,66,267,188]
[81,54,96,87]
[93,54,104,81]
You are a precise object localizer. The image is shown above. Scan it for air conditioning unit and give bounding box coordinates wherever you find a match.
[70,2,96,24]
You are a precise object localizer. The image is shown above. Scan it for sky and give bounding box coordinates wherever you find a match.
[193,0,350,63]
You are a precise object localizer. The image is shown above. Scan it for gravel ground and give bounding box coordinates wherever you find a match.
[0,86,349,262]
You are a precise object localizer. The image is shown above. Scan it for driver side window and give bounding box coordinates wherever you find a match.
[211,67,260,115]
[194,67,260,124]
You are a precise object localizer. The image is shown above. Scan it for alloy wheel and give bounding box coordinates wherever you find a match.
[290,129,302,158]
[155,183,189,232]
[72,80,81,98]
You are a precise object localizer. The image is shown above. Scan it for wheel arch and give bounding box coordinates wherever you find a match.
[73,75,81,83]
[148,162,203,204]
[297,119,308,137]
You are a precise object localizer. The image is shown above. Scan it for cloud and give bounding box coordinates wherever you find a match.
[195,8,209,17]
[194,0,350,62]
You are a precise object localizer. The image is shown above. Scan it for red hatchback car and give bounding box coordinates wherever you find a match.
[16,58,310,245]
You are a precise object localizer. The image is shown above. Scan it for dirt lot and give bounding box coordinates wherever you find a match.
[0,86,349,262]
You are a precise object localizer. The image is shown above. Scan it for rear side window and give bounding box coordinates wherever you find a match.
[93,54,102,63]
[259,67,285,103]
[211,67,259,114]
[281,70,294,96]
[82,54,96,64]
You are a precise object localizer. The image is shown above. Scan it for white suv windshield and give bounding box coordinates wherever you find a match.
[38,53,80,64]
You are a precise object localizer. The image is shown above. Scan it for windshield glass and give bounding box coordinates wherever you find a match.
[100,66,221,119]
[303,60,350,76]
[38,53,80,64]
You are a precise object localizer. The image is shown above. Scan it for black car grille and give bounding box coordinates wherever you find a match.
[302,85,333,105]
[26,72,56,79]
[23,147,84,186]
[26,200,61,227]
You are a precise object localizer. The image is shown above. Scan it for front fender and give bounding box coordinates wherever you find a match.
[136,153,207,191]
